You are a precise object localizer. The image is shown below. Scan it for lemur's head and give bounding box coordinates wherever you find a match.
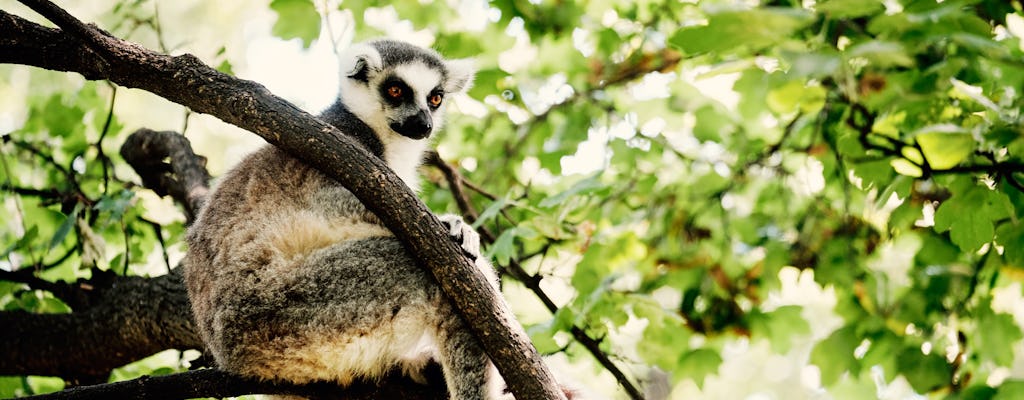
[338,39,475,141]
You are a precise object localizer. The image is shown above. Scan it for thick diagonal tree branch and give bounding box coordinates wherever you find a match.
[2,1,563,398]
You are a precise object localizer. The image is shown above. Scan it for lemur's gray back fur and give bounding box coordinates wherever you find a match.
[183,40,507,399]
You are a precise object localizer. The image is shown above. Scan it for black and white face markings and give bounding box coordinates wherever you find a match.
[360,40,445,140]
[339,39,474,143]
[378,72,445,140]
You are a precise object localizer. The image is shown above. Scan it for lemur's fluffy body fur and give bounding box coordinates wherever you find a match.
[184,40,507,399]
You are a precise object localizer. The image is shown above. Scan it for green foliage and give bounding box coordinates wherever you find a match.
[812,325,861,386]
[7,0,1024,398]
[270,0,322,47]
[934,177,1012,252]
[676,348,722,388]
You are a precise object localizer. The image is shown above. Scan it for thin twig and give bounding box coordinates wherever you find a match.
[96,84,117,195]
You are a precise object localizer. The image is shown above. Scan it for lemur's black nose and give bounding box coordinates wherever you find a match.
[391,110,432,139]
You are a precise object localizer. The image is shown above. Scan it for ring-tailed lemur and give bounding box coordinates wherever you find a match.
[183,39,508,399]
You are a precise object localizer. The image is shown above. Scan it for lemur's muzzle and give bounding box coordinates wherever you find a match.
[391,110,432,139]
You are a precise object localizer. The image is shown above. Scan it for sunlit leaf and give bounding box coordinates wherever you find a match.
[935,184,1012,252]
[815,0,884,18]
[269,0,320,48]
[845,41,914,68]
[669,8,813,54]
[915,130,973,170]
[677,348,722,389]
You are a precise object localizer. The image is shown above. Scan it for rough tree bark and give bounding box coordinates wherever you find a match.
[0,1,565,399]
[0,270,200,384]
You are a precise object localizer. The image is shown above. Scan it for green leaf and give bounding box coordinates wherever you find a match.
[539,174,604,208]
[25,377,63,396]
[915,129,973,170]
[748,306,810,353]
[0,376,25,398]
[814,0,884,18]
[270,0,321,48]
[94,189,135,224]
[782,50,842,78]
[860,331,901,382]
[677,348,722,388]
[812,325,861,386]
[669,8,813,55]
[976,300,1024,367]
[934,185,1012,252]
[997,222,1024,266]
[486,229,516,266]
[36,95,85,138]
[958,385,997,400]
[766,81,827,115]
[890,158,922,177]
[830,376,878,400]
[995,380,1024,400]
[845,41,914,68]
[896,347,949,393]
[473,197,509,228]
[851,159,894,189]
[216,60,235,75]
[526,320,563,354]
[48,204,80,251]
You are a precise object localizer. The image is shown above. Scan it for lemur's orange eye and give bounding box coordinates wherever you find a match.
[428,94,443,108]
[387,86,402,98]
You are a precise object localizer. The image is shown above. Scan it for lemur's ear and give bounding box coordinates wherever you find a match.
[340,44,382,83]
[444,59,476,94]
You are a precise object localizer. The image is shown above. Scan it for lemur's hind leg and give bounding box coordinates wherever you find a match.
[434,302,507,400]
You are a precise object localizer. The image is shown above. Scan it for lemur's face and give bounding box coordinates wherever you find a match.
[339,40,474,141]
[375,64,447,139]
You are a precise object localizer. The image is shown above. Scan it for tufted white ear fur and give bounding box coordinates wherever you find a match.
[444,58,476,94]
[339,43,383,80]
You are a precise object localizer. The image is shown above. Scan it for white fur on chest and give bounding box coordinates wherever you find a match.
[380,135,428,192]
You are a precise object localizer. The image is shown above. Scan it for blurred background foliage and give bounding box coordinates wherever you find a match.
[3,0,1024,398]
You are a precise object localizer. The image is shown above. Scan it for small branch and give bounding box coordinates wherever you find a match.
[16,0,121,60]
[96,84,117,195]
[0,184,61,199]
[140,217,172,273]
[0,269,72,299]
[119,129,210,222]
[463,178,499,201]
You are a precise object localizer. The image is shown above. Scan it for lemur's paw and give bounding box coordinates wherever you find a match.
[439,214,481,260]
